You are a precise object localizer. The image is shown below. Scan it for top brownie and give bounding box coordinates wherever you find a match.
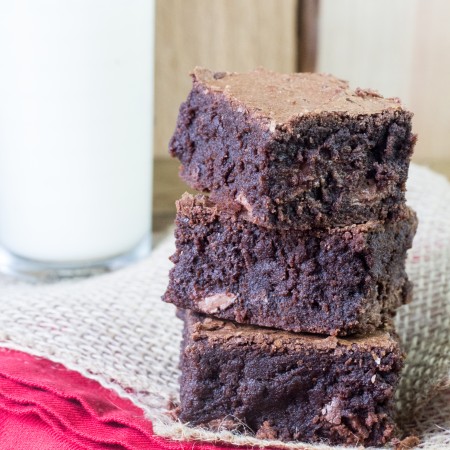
[169,67,415,230]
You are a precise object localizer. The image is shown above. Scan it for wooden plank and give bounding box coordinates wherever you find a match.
[154,0,298,158]
[297,0,320,72]
[409,0,450,162]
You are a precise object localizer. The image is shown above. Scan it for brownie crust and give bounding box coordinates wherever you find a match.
[169,68,416,230]
[164,194,417,336]
[179,311,404,446]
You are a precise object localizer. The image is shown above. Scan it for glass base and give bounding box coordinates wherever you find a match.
[0,234,151,283]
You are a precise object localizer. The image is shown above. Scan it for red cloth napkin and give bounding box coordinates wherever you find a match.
[0,348,247,450]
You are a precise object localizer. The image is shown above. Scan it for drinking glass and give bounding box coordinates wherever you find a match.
[0,0,155,281]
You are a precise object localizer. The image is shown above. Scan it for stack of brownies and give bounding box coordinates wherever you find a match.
[163,68,417,447]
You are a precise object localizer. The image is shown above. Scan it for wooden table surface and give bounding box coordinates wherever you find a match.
[152,157,450,240]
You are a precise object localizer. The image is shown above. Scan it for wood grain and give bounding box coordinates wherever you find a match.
[409,0,450,162]
[297,0,319,72]
[154,0,298,157]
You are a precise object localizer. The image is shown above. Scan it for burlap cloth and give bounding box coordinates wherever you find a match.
[0,163,449,450]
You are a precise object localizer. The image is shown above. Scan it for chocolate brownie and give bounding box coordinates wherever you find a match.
[179,310,404,446]
[169,67,415,230]
[163,194,417,336]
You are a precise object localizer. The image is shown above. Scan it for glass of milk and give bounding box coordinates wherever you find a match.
[0,0,155,281]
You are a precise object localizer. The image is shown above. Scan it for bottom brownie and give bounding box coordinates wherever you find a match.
[179,311,404,447]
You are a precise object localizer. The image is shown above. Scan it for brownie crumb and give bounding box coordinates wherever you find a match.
[212,71,226,80]
[256,420,278,440]
[165,395,181,421]
[355,87,384,99]
[393,435,420,449]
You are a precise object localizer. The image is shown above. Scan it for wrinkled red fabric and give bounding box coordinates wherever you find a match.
[0,349,249,450]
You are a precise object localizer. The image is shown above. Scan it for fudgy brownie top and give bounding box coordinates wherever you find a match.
[189,314,398,354]
[192,67,403,126]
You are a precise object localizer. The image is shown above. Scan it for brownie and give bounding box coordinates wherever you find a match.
[169,67,415,230]
[163,194,417,336]
[179,310,403,446]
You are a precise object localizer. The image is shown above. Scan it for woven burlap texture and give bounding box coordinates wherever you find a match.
[0,163,449,450]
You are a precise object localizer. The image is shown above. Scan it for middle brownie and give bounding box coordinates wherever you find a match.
[164,193,417,336]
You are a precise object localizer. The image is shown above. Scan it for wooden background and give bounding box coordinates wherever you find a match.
[152,0,450,235]
[317,0,450,165]
[154,0,298,158]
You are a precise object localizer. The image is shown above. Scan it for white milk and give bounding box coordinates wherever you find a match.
[0,0,154,263]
